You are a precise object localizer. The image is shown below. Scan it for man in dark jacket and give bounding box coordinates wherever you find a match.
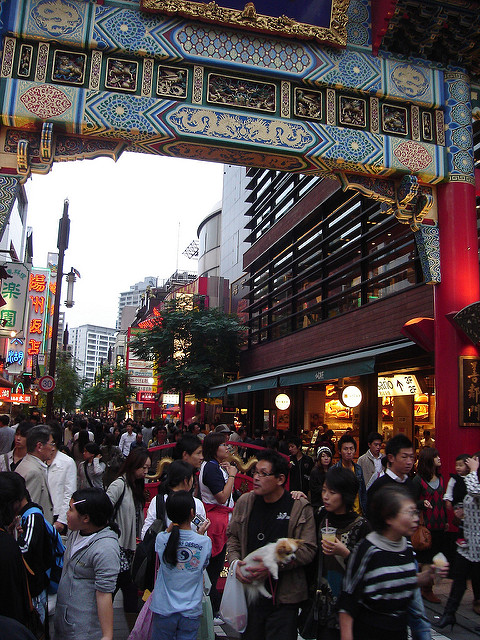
[227,450,317,640]
[332,434,367,515]
[288,436,314,494]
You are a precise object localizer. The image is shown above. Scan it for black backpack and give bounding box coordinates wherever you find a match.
[131,493,166,591]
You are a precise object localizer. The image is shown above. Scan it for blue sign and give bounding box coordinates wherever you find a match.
[6,349,24,365]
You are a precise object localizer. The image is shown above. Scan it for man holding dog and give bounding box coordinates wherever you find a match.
[227,449,317,640]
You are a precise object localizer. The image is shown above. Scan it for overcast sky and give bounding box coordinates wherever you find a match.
[24,153,224,330]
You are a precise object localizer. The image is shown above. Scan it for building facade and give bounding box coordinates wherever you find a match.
[117,277,158,329]
[211,167,440,452]
[69,324,117,384]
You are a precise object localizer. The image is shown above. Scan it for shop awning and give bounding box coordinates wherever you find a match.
[279,357,374,386]
[208,373,279,397]
[207,340,415,398]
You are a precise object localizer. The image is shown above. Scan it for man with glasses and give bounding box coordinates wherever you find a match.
[227,449,316,640]
[17,425,55,523]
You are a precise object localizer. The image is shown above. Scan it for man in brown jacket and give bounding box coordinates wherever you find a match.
[226,449,317,640]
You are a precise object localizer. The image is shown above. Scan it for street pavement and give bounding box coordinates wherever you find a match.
[112,577,480,640]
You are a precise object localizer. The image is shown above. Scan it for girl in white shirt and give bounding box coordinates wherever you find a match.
[142,460,209,540]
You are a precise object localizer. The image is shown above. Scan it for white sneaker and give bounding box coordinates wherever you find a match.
[213,616,225,625]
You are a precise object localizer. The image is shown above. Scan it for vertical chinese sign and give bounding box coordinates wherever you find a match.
[25,269,51,375]
[459,356,480,426]
[0,263,29,377]
[0,262,29,334]
[44,252,58,369]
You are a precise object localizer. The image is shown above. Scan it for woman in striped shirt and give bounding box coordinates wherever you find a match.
[338,485,428,640]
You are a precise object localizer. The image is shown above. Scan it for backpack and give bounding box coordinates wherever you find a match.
[22,507,66,595]
[131,493,167,591]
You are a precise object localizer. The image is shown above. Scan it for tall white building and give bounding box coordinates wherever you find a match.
[69,324,117,384]
[117,277,158,329]
[219,165,250,284]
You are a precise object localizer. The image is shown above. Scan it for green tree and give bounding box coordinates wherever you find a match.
[81,364,135,412]
[130,297,243,398]
[53,351,84,413]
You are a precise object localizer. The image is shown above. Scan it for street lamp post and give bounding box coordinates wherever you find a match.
[45,199,70,420]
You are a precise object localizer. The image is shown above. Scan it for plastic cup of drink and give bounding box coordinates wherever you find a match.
[321,526,337,543]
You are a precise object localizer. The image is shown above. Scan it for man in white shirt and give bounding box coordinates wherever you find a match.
[357,431,384,489]
[47,423,77,533]
[119,422,136,456]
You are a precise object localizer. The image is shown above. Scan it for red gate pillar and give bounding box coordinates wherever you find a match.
[435,181,480,471]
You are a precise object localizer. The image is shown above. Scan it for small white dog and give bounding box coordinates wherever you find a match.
[239,538,303,603]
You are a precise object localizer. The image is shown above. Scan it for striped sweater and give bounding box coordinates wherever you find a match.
[338,533,418,631]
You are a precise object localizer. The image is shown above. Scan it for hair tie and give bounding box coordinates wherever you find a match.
[171,522,180,527]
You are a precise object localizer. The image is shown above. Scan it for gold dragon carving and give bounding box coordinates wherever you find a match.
[140,0,349,47]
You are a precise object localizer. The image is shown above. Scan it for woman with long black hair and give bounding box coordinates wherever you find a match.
[412,447,448,603]
[106,447,150,629]
[199,432,237,616]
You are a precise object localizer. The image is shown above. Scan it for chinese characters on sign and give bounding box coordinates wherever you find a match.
[0,263,29,333]
[459,356,480,426]
[377,375,421,397]
[25,269,50,372]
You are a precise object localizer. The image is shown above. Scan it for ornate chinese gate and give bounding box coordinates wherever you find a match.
[0,0,478,466]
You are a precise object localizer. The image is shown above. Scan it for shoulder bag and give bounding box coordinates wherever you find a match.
[298,546,336,639]
[411,512,432,551]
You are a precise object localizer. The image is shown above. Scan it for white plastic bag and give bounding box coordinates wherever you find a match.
[219,560,248,632]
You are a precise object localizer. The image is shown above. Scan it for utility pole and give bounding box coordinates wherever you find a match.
[45,199,70,420]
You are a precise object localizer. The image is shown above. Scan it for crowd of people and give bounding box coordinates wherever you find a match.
[0,412,478,640]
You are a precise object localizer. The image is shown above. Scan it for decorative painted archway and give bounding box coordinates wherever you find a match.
[0,0,477,467]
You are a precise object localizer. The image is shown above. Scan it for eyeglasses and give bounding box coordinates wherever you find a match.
[252,469,275,478]
[401,509,420,517]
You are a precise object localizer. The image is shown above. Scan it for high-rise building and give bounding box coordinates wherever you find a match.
[69,324,117,384]
[117,277,158,329]
[219,165,250,285]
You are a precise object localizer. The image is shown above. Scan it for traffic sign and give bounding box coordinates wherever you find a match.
[38,375,55,392]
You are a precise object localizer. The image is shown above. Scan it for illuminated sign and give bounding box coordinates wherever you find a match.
[10,393,32,404]
[275,393,291,410]
[137,392,156,402]
[340,386,362,408]
[0,263,29,333]
[378,375,421,397]
[163,393,180,404]
[6,349,24,365]
[25,269,50,371]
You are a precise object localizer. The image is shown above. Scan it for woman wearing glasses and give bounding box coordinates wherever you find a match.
[107,448,151,630]
[199,432,237,617]
[339,485,442,640]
